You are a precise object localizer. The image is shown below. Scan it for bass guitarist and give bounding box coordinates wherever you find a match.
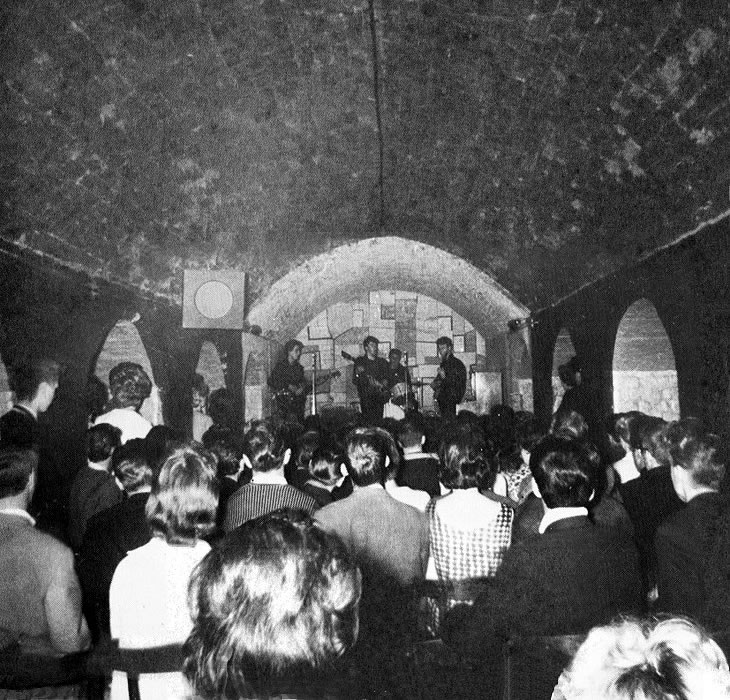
[350,336,390,424]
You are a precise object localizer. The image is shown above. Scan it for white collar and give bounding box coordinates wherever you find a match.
[87,461,111,472]
[0,507,36,527]
[402,449,437,461]
[251,471,288,485]
[538,506,588,534]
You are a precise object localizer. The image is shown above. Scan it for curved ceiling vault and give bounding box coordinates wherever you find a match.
[247,237,529,344]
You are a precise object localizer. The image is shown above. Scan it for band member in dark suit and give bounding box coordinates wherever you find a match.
[267,340,307,423]
[432,336,467,419]
[388,348,416,411]
[353,336,390,425]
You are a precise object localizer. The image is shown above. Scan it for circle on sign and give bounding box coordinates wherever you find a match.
[195,281,234,319]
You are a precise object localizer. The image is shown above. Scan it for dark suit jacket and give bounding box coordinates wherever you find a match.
[398,453,440,497]
[655,491,729,618]
[76,492,151,640]
[445,516,642,659]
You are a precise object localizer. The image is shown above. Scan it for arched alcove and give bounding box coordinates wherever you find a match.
[292,290,491,415]
[247,237,529,343]
[244,238,529,420]
[94,318,162,426]
[551,328,577,413]
[613,298,679,420]
[195,341,227,393]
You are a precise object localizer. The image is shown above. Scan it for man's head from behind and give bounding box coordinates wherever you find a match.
[10,358,60,411]
[87,423,122,465]
[112,438,153,494]
[0,447,38,502]
[344,427,392,487]
[529,436,595,509]
[397,412,426,450]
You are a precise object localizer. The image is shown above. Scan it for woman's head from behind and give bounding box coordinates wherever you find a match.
[108,362,152,411]
[560,616,730,700]
[145,444,219,545]
[184,509,361,699]
[439,424,497,491]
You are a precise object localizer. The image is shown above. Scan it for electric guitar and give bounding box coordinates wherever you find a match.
[271,370,341,412]
[341,351,391,402]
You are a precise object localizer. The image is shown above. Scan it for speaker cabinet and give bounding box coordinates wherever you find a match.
[182,270,246,329]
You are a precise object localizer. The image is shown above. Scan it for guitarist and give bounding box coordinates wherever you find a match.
[353,336,390,424]
[432,336,467,419]
[267,340,307,423]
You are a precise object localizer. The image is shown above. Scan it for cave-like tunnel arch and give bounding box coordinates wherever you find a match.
[247,237,529,342]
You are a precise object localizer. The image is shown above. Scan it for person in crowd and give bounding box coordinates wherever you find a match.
[610,412,683,602]
[94,362,153,443]
[184,509,361,700]
[268,339,308,424]
[444,436,642,672]
[556,356,590,426]
[316,426,429,587]
[0,446,90,655]
[302,442,345,507]
[552,617,730,700]
[0,357,60,448]
[655,420,728,618]
[316,426,428,695]
[352,336,390,425]
[191,373,213,442]
[428,425,513,582]
[67,423,122,551]
[288,428,321,489]
[377,425,431,512]
[144,424,185,471]
[422,424,513,635]
[396,412,441,497]
[506,412,544,503]
[207,387,236,431]
[85,375,109,426]
[203,426,245,529]
[0,357,62,528]
[109,444,218,699]
[513,428,631,543]
[550,408,589,441]
[432,337,467,420]
[77,439,154,641]
[223,422,318,531]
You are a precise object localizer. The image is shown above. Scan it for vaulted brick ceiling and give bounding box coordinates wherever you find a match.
[1,0,728,310]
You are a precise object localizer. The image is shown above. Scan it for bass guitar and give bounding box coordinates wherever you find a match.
[271,369,341,415]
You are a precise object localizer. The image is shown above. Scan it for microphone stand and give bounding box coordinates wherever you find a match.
[311,350,319,416]
[404,351,410,411]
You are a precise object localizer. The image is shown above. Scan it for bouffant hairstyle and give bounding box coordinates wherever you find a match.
[145,445,219,545]
[436,336,453,348]
[112,438,153,493]
[108,362,152,410]
[183,510,361,699]
[343,427,391,487]
[87,423,122,464]
[515,414,545,453]
[10,358,60,402]
[559,616,730,700]
[550,409,589,441]
[282,339,303,357]
[439,425,497,490]
[529,436,594,509]
[309,443,343,486]
[244,422,290,473]
[667,420,725,490]
[0,448,38,498]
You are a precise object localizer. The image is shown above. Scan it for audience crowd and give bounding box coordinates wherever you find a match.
[0,355,729,698]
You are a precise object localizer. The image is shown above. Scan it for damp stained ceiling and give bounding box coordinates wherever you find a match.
[1,0,728,310]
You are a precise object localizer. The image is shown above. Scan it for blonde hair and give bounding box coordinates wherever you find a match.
[560,617,730,700]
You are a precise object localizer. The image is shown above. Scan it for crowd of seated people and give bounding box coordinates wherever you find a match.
[3,355,730,699]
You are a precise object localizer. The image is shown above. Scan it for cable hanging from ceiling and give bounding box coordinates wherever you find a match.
[368,0,386,230]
